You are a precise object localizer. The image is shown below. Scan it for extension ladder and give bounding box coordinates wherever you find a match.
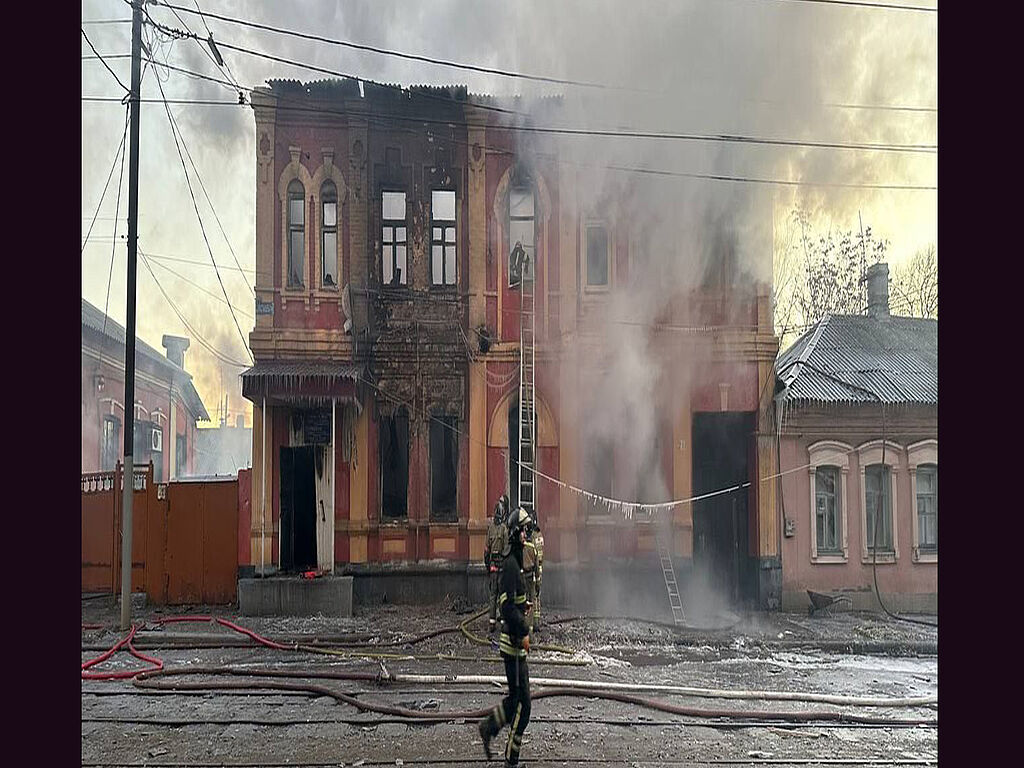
[516,244,536,517]
[657,521,686,625]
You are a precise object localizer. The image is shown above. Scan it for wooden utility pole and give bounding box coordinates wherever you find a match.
[120,0,143,631]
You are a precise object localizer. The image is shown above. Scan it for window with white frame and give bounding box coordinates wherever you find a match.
[857,441,900,561]
[287,180,305,287]
[431,190,456,286]
[102,415,120,471]
[509,185,534,286]
[321,181,338,288]
[907,439,937,561]
[815,467,842,553]
[916,464,937,551]
[381,191,407,286]
[807,441,850,562]
[586,224,609,287]
[865,464,894,552]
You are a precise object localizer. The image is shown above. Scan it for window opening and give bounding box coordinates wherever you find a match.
[431,190,457,286]
[509,185,534,286]
[430,414,458,521]
[917,463,937,552]
[382,191,407,285]
[380,408,409,518]
[815,466,841,553]
[321,181,338,287]
[586,224,609,287]
[865,464,894,551]
[287,179,305,287]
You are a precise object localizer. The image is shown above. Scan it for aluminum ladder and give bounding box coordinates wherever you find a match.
[515,243,536,517]
[657,519,686,625]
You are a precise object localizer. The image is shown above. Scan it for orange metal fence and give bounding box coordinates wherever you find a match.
[81,464,238,604]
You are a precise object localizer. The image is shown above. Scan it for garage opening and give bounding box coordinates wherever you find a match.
[279,445,317,571]
[692,411,756,608]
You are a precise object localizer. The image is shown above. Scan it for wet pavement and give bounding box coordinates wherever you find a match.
[82,598,937,767]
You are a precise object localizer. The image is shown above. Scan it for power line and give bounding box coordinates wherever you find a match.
[81,28,130,95]
[764,0,936,11]
[83,111,130,254]
[101,104,131,360]
[143,252,254,319]
[150,0,650,93]
[153,72,254,364]
[138,251,252,368]
[134,22,935,155]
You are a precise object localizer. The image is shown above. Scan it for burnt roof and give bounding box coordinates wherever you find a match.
[776,313,937,406]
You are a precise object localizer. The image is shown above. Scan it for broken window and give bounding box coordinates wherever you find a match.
[381,191,407,286]
[916,464,937,552]
[379,408,409,519]
[509,185,534,285]
[321,181,338,288]
[101,415,120,471]
[865,464,894,552]
[431,190,457,286]
[287,180,305,287]
[815,466,841,553]
[586,224,609,287]
[430,414,459,522]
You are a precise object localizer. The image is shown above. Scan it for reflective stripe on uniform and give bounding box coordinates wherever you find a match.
[506,703,522,760]
[498,633,527,657]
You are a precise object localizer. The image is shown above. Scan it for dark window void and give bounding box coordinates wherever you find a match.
[321,181,338,288]
[287,179,305,287]
[380,408,409,519]
[865,464,894,552]
[430,415,459,521]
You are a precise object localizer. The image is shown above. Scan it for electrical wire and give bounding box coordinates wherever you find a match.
[144,253,254,318]
[152,72,254,363]
[81,28,130,95]
[82,111,129,254]
[99,104,131,361]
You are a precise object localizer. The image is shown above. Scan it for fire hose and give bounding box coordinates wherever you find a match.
[131,665,937,727]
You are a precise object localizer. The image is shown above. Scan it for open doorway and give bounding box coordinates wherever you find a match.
[280,445,317,571]
[507,399,519,511]
[692,412,756,608]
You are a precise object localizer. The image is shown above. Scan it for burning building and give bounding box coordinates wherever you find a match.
[241,79,781,611]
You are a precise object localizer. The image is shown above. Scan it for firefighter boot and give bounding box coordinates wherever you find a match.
[478,718,493,760]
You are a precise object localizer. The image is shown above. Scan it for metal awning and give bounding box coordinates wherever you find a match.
[241,361,367,409]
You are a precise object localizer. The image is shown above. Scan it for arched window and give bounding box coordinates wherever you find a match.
[321,181,338,288]
[807,441,851,562]
[508,181,535,287]
[287,180,305,287]
[857,440,901,562]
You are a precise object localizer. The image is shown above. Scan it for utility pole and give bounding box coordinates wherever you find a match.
[120,0,144,631]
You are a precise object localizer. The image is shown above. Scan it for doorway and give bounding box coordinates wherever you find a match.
[280,445,317,571]
[692,412,756,608]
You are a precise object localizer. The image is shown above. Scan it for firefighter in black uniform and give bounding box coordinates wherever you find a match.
[478,507,534,767]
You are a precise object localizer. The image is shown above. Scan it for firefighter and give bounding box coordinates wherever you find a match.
[522,516,539,634]
[485,494,511,634]
[478,507,534,767]
[532,518,544,632]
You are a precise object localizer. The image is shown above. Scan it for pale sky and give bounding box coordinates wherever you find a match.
[81,0,937,428]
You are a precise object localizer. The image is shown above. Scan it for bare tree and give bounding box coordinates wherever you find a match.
[773,209,890,349]
[888,244,937,319]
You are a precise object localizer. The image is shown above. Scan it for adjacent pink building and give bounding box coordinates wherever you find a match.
[774,264,937,613]
[81,298,210,480]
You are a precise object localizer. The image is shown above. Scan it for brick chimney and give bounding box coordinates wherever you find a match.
[865,262,890,319]
[161,335,191,369]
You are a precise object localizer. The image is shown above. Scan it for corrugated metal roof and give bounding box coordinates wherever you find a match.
[776,314,936,406]
[82,298,210,421]
[241,361,365,382]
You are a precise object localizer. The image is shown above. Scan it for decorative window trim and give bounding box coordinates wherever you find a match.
[310,150,349,306]
[583,219,612,293]
[907,439,938,563]
[857,439,902,564]
[807,440,851,563]
[134,402,149,420]
[278,147,314,308]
